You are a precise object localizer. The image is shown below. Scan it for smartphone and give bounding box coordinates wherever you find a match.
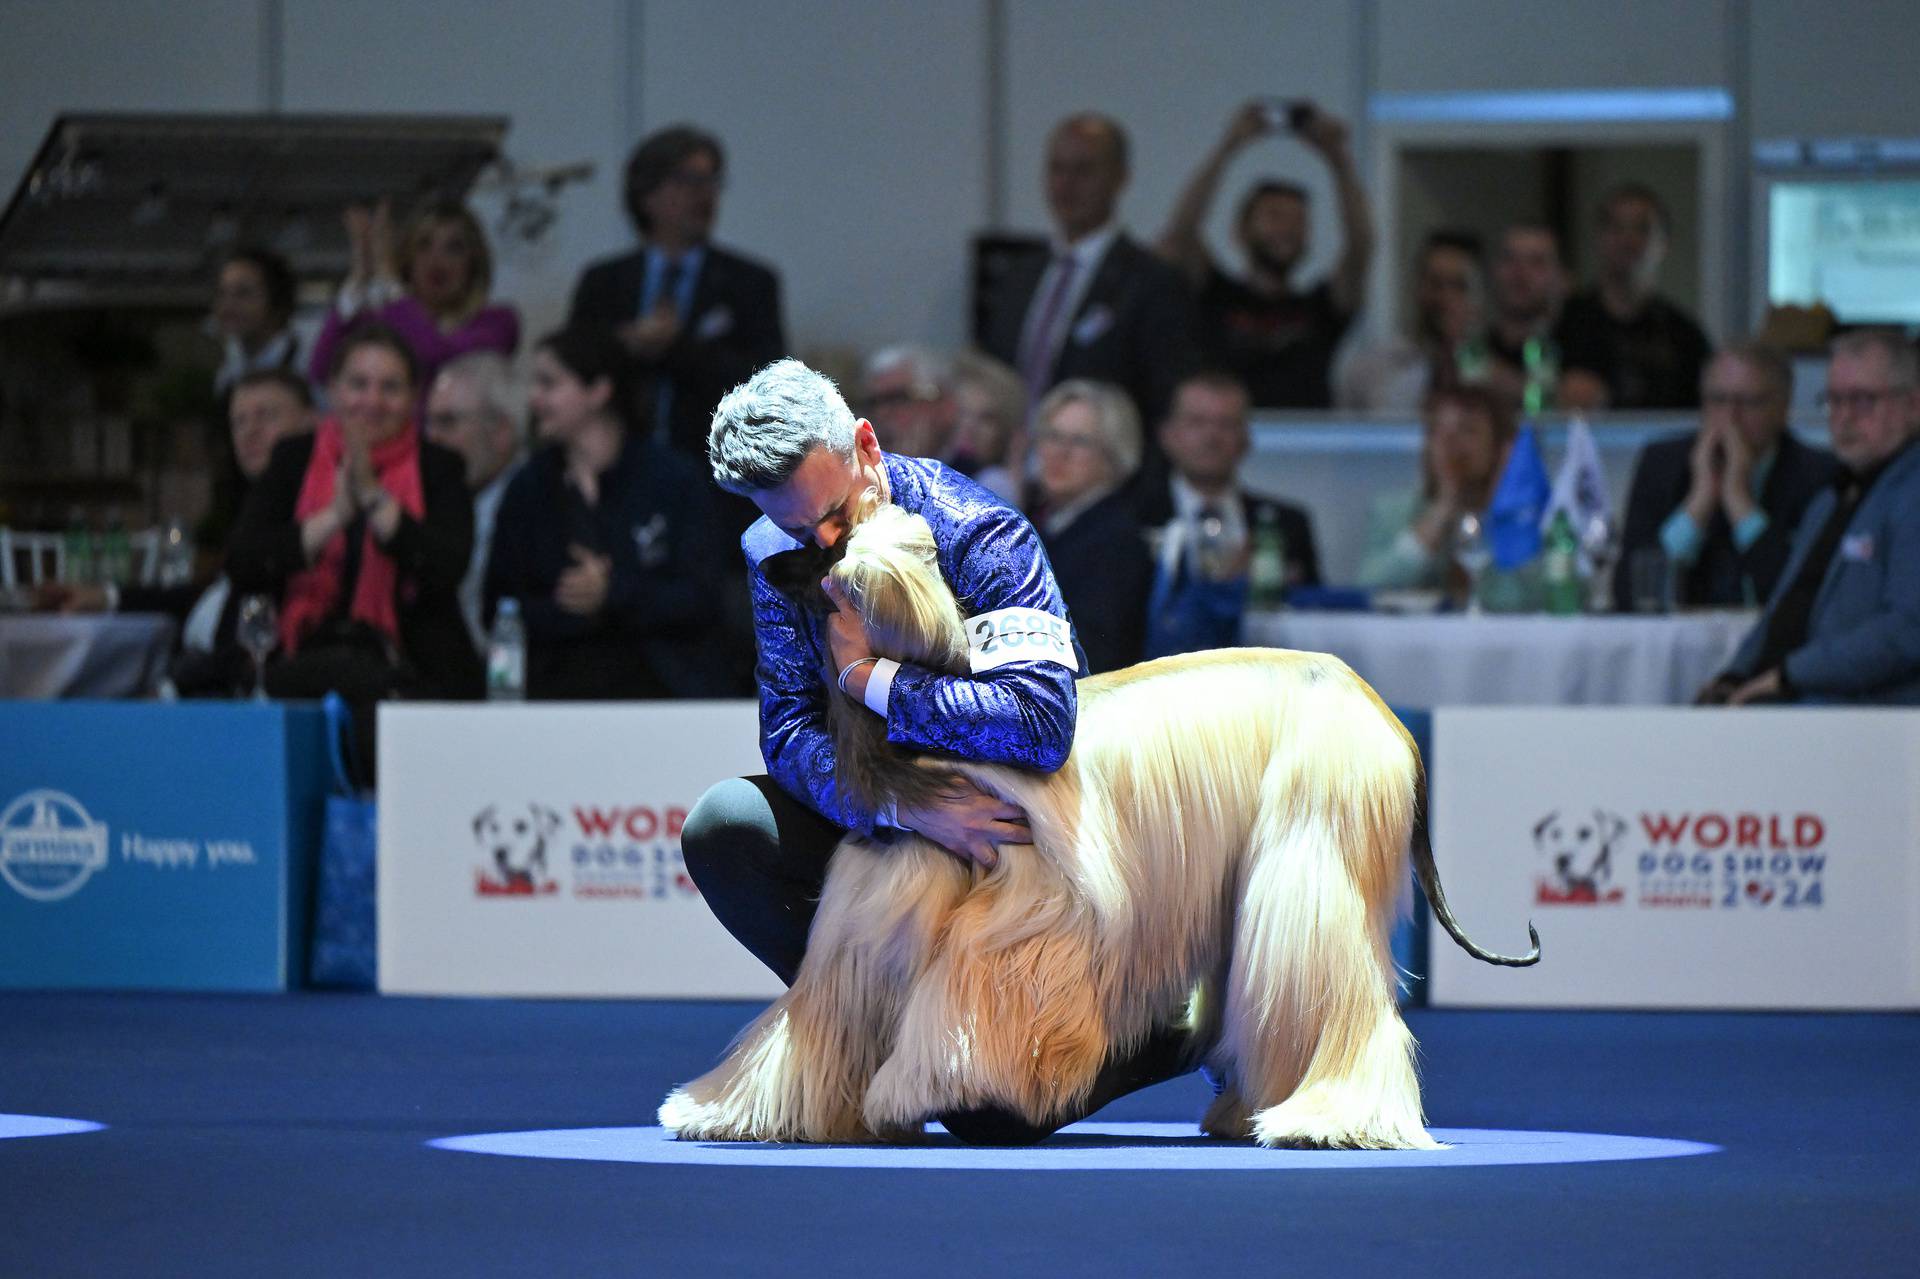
[1260,98,1315,131]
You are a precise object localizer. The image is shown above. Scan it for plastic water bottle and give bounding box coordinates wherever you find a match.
[1542,510,1582,616]
[98,509,132,587]
[1248,506,1289,610]
[158,515,195,588]
[61,508,95,585]
[486,598,527,701]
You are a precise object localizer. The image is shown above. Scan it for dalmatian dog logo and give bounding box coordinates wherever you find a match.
[1533,809,1627,905]
[472,804,562,896]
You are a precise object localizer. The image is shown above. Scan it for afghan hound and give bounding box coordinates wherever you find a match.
[661,506,1537,1149]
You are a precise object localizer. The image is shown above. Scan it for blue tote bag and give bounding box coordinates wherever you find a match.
[307,693,378,989]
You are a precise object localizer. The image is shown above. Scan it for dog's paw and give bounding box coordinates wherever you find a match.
[1200,1089,1253,1140]
[1249,1097,1443,1151]
[657,1088,763,1142]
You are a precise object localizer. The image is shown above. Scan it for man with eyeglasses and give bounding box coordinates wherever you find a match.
[858,346,960,466]
[423,352,525,649]
[1613,342,1835,610]
[1699,329,1920,705]
[567,124,786,469]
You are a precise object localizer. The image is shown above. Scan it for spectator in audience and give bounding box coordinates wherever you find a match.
[1338,230,1484,413]
[1028,380,1154,673]
[1554,184,1711,411]
[230,325,482,767]
[1613,342,1835,611]
[950,349,1028,506]
[568,124,785,468]
[860,345,959,464]
[1700,330,1920,705]
[1158,99,1374,409]
[1138,371,1321,658]
[1484,222,1569,411]
[309,200,520,396]
[424,352,527,650]
[212,248,302,402]
[484,328,725,700]
[981,113,1197,446]
[1357,384,1517,595]
[39,369,317,697]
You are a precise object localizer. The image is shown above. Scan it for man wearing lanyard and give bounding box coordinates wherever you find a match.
[681,358,1192,1142]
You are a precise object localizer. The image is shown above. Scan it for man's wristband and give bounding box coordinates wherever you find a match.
[837,657,880,695]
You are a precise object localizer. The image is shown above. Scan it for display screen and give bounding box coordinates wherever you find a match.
[1768,179,1920,323]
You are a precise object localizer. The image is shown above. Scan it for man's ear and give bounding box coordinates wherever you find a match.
[854,418,882,464]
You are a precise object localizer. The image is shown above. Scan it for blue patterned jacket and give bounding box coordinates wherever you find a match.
[742,454,1084,833]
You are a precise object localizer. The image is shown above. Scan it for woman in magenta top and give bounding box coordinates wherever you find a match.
[310,200,520,395]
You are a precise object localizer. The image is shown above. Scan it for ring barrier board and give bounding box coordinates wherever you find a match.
[0,703,326,990]
[1428,707,1920,1009]
[378,702,782,998]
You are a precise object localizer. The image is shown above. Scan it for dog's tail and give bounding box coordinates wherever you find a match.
[1410,763,1541,968]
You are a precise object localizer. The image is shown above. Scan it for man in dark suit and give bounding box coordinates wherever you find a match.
[1613,342,1834,611]
[567,124,786,465]
[568,125,784,693]
[979,113,1197,458]
[1701,329,1920,705]
[1136,372,1320,658]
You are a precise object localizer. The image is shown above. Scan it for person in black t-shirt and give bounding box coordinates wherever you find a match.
[1157,99,1374,408]
[1554,183,1711,411]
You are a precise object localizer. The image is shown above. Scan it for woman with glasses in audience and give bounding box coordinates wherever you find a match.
[230,324,482,769]
[1028,379,1154,673]
[1357,384,1516,600]
[482,327,724,700]
[309,200,520,396]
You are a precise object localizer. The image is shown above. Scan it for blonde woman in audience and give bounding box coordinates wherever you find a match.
[1030,380,1154,673]
[950,349,1027,506]
[1357,384,1515,593]
[310,199,520,394]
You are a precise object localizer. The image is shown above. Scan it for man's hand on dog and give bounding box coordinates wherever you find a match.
[898,780,1030,871]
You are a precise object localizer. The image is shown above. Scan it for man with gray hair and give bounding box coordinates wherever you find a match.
[859,344,958,464]
[684,357,1191,1142]
[424,352,525,648]
[1701,329,1920,704]
[1613,341,1835,611]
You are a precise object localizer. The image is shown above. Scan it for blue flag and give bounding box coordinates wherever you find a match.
[1486,426,1551,569]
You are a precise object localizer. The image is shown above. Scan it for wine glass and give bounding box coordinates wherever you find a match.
[1453,511,1492,617]
[235,594,279,702]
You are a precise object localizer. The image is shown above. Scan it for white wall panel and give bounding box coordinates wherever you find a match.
[1748,0,1920,138]
[636,0,990,356]
[1002,0,1361,289]
[280,0,633,350]
[1375,0,1727,94]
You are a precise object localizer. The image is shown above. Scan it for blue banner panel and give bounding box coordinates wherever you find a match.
[0,703,327,990]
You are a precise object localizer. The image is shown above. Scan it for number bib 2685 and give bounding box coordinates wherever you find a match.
[965,607,1076,673]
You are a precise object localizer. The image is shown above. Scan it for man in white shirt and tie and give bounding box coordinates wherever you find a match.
[423,352,525,652]
[980,112,1197,472]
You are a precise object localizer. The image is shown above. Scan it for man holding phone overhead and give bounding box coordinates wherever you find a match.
[1157,98,1376,408]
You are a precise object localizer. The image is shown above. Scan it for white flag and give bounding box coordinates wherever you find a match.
[1541,417,1612,571]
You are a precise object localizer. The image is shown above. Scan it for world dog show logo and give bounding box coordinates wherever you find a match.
[471,802,698,901]
[0,789,109,902]
[1532,807,1828,910]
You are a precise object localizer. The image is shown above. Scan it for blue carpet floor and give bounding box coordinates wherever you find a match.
[2,994,1915,1277]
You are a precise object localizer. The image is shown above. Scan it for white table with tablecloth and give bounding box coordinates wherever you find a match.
[1241,610,1757,707]
[0,613,176,698]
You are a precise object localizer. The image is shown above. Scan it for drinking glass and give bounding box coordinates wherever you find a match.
[235,594,278,701]
[1452,511,1492,617]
